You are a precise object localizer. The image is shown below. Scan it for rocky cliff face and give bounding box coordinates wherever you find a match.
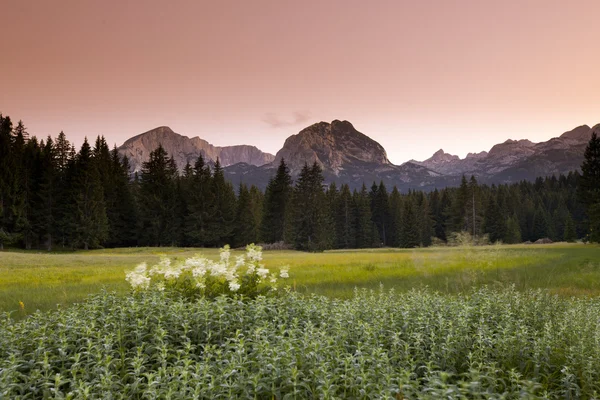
[117,121,598,191]
[273,120,391,175]
[118,126,274,173]
[411,124,597,182]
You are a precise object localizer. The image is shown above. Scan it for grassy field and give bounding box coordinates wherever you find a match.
[1,243,600,315]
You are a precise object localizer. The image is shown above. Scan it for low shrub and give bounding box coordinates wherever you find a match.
[2,287,600,398]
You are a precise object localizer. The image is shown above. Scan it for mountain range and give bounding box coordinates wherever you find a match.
[117,120,599,191]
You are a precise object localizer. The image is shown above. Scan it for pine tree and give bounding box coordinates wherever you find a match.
[205,159,237,247]
[138,145,179,246]
[70,138,109,249]
[335,184,356,249]
[288,162,331,251]
[354,184,376,248]
[579,130,600,242]
[388,187,403,247]
[108,149,138,246]
[416,193,434,247]
[465,176,484,237]
[34,137,57,250]
[233,184,259,247]
[504,214,522,244]
[260,158,292,243]
[532,206,549,241]
[483,195,506,243]
[564,213,577,243]
[371,181,390,246]
[449,175,469,233]
[400,199,420,248]
[184,155,212,246]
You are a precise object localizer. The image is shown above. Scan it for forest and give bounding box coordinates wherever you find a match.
[1,113,598,251]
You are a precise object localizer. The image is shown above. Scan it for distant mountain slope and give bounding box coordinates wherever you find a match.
[224,120,445,191]
[410,124,598,183]
[118,126,275,172]
[118,121,598,191]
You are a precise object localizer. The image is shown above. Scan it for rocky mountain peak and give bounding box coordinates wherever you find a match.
[118,126,274,173]
[560,125,592,141]
[274,120,391,174]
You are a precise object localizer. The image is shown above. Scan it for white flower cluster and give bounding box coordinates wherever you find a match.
[125,244,289,295]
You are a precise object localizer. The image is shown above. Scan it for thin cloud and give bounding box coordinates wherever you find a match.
[262,111,311,128]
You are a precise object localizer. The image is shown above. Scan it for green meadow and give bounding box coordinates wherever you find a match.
[1,243,599,315]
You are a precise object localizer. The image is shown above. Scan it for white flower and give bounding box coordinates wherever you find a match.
[279,268,289,279]
[229,281,241,292]
[220,245,231,264]
[192,266,206,278]
[196,281,206,289]
[235,255,246,268]
[246,244,263,262]
[163,267,181,280]
[270,274,277,284]
[134,263,147,274]
[126,271,151,290]
[246,264,256,274]
[156,282,165,292]
[257,267,269,279]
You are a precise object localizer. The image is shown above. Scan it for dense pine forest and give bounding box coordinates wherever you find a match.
[1,113,598,251]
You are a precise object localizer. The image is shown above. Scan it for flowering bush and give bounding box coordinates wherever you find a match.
[126,244,289,300]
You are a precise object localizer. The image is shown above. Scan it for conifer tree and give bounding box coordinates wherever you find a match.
[504,214,522,244]
[205,159,237,246]
[233,184,259,247]
[483,195,506,243]
[184,155,212,246]
[138,145,179,246]
[371,181,390,246]
[400,199,420,248]
[34,137,57,250]
[564,213,577,242]
[579,131,600,242]
[334,184,356,249]
[354,184,376,248]
[70,138,109,249]
[260,158,292,243]
[288,162,330,251]
[450,175,469,233]
[388,186,403,247]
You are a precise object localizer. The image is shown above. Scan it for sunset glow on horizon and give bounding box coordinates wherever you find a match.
[1,0,599,163]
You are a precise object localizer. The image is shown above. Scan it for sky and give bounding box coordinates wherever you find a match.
[1,0,599,164]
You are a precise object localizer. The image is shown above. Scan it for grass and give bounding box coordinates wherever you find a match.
[1,243,600,315]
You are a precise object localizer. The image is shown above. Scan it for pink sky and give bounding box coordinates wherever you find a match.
[1,0,599,163]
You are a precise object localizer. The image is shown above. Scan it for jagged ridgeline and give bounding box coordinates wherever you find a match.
[0,112,597,250]
[118,120,599,191]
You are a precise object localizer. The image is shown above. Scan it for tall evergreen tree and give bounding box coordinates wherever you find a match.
[288,163,331,251]
[233,184,260,247]
[579,131,600,242]
[205,159,237,247]
[564,213,577,243]
[184,155,212,246]
[504,214,522,244]
[354,184,377,248]
[70,138,109,249]
[138,145,179,246]
[483,195,506,243]
[260,158,292,243]
[334,184,356,249]
[371,181,390,246]
[400,199,420,248]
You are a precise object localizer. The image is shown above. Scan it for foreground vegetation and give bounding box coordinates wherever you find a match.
[2,287,600,398]
[1,243,599,315]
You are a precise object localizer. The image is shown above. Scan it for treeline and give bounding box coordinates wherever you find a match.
[1,114,598,251]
